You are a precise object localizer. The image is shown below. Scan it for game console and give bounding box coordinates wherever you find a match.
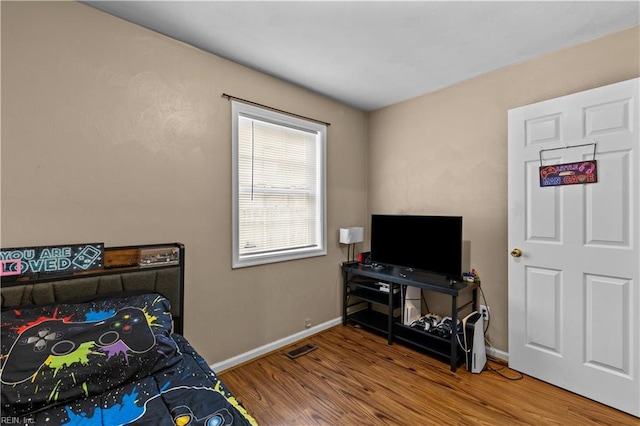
[462,311,486,373]
[403,286,421,325]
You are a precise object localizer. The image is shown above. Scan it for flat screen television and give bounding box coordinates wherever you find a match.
[370,214,463,279]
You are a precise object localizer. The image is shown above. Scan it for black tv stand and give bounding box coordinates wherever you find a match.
[341,262,479,372]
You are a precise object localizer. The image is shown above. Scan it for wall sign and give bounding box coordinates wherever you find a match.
[0,243,104,277]
[539,160,598,187]
[539,142,598,188]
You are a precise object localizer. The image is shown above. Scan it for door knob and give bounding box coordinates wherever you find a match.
[510,248,522,258]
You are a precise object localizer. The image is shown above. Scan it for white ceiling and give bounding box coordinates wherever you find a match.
[84,1,640,111]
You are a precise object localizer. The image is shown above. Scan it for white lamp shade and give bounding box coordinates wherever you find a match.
[339,227,364,244]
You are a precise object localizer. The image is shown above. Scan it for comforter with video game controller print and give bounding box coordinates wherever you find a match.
[1,293,257,425]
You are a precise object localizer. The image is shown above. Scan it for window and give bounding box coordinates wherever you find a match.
[231,101,327,268]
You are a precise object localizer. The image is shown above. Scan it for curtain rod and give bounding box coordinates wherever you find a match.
[221,93,331,126]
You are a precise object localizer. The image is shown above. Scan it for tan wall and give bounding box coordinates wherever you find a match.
[368,26,640,353]
[1,2,368,363]
[3,1,638,364]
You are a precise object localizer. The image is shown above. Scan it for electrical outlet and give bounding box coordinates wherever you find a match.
[480,305,490,321]
[305,318,312,329]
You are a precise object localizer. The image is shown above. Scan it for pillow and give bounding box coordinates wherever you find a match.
[1,292,180,417]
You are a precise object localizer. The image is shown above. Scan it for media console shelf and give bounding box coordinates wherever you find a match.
[342,262,479,372]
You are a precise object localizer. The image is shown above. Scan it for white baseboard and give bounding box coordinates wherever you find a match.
[211,316,509,373]
[486,345,509,362]
[211,317,342,373]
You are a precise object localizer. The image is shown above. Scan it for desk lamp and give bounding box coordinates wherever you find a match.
[339,227,364,262]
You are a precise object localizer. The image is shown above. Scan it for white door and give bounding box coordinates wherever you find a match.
[508,78,639,417]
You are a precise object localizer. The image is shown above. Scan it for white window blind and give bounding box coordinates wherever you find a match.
[232,101,326,268]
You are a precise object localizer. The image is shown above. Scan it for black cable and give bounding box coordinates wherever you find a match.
[475,279,519,379]
[485,358,524,380]
[478,283,490,334]
[421,290,431,314]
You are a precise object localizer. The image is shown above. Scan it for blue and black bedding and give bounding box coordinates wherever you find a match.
[0,293,257,425]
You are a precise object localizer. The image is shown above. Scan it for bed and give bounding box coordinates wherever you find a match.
[1,242,257,425]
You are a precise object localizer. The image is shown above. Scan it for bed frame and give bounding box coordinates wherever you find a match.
[1,242,185,334]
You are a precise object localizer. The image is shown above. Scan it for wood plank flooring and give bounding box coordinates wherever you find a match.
[219,325,638,425]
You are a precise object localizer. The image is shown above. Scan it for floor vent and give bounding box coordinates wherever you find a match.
[285,344,317,359]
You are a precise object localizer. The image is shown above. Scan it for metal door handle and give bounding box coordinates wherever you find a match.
[510,248,522,258]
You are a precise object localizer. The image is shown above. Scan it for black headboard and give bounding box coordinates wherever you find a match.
[1,243,185,334]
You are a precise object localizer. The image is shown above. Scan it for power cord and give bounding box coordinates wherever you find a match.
[421,291,431,314]
[475,283,523,380]
[478,283,490,334]
[456,329,469,354]
[477,282,498,353]
[485,355,524,380]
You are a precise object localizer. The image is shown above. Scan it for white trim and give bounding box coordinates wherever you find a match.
[231,100,327,269]
[211,317,342,373]
[486,345,509,362]
[210,316,510,373]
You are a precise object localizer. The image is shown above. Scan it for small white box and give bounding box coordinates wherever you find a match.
[378,283,398,293]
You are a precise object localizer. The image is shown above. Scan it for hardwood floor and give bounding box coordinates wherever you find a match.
[220,325,638,425]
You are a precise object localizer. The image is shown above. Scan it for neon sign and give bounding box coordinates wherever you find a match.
[539,160,598,187]
[0,243,104,277]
